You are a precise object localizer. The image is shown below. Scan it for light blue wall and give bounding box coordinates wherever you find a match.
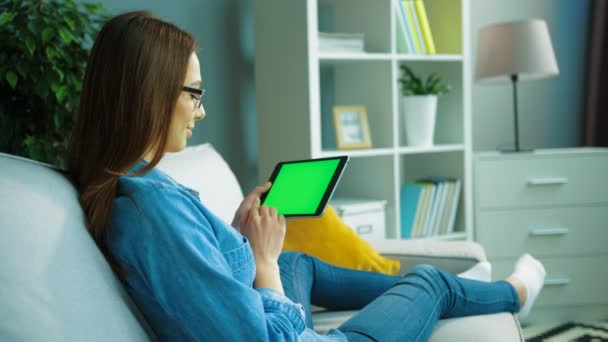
[471,0,590,151]
[87,0,259,191]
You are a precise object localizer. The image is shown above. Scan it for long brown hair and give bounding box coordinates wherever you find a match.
[67,11,196,270]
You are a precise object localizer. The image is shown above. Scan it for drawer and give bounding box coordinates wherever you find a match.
[476,206,608,259]
[492,255,608,307]
[476,154,608,209]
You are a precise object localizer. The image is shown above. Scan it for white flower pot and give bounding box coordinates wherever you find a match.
[401,95,438,147]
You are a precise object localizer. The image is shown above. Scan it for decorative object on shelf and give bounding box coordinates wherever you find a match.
[332,105,372,150]
[398,64,451,147]
[0,0,109,168]
[331,198,387,242]
[475,19,559,153]
[318,32,365,53]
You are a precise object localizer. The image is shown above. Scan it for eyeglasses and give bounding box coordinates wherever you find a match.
[182,86,205,110]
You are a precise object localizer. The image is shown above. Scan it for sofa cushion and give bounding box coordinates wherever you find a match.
[284,205,400,275]
[0,153,152,341]
[312,311,523,341]
[157,143,243,224]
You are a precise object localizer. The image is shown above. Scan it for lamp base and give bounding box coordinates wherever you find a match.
[498,147,534,153]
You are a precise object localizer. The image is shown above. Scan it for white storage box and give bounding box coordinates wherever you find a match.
[330,198,387,241]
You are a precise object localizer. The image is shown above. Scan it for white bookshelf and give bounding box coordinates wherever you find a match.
[254,0,473,241]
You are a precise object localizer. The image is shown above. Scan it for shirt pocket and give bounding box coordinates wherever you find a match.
[221,238,255,284]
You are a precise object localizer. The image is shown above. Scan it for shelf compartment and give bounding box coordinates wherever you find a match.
[318,0,391,54]
[320,60,393,150]
[398,152,466,239]
[393,0,463,55]
[395,61,464,147]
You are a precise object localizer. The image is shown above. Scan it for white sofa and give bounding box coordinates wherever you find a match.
[0,144,524,341]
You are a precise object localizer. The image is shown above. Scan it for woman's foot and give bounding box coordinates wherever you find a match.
[458,261,492,282]
[507,254,546,319]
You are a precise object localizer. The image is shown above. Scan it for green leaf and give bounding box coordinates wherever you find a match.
[27,21,36,33]
[42,27,55,43]
[50,81,60,93]
[5,71,18,89]
[63,16,75,30]
[55,85,68,103]
[0,12,15,25]
[25,35,36,56]
[58,29,72,45]
[54,67,64,82]
[45,46,56,60]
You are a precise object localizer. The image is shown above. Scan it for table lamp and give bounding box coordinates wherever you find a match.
[475,19,559,152]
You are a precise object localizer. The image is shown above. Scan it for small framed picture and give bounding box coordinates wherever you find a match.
[333,105,372,150]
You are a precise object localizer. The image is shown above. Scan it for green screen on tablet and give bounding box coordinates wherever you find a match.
[260,156,348,217]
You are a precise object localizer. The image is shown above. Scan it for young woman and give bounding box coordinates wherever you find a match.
[67,11,546,342]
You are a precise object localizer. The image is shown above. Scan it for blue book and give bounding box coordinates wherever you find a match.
[396,0,415,53]
[408,0,427,54]
[400,183,424,238]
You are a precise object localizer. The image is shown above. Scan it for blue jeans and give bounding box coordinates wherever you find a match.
[278,252,520,342]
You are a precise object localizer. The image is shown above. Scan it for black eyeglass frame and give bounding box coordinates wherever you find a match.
[182,86,205,109]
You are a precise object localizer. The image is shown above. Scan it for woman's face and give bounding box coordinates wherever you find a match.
[165,52,205,153]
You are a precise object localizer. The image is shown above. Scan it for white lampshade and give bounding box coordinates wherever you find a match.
[475,19,559,83]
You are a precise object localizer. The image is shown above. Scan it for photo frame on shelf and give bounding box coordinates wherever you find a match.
[333,105,372,150]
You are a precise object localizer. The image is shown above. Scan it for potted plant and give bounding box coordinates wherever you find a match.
[0,0,108,168]
[398,64,451,147]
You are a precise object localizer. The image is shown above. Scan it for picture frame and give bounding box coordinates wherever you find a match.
[332,105,372,150]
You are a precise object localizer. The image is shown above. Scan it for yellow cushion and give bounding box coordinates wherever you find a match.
[283,205,400,276]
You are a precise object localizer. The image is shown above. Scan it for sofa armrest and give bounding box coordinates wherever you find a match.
[368,239,487,275]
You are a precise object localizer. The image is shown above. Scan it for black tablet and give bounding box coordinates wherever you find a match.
[260,156,348,217]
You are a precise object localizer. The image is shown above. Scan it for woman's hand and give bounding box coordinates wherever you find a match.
[240,197,286,292]
[231,182,271,232]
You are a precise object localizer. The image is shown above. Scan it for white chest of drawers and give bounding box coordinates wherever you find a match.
[474,148,608,323]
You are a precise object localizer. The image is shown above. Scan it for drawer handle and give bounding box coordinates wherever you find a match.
[544,276,570,286]
[356,224,373,234]
[529,227,570,236]
[526,177,569,186]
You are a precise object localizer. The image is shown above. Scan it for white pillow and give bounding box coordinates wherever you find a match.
[157,143,244,224]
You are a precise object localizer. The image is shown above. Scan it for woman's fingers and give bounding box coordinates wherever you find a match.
[269,207,278,219]
[252,182,271,198]
[260,204,270,218]
[250,197,261,221]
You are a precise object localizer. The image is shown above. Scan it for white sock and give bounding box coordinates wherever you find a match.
[510,253,546,319]
[457,261,492,282]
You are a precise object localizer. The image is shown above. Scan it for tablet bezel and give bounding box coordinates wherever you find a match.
[260,156,349,217]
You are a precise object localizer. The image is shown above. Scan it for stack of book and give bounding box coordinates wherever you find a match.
[395,0,436,54]
[318,32,365,53]
[400,177,461,238]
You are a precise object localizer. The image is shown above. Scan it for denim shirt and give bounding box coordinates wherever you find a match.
[108,160,346,341]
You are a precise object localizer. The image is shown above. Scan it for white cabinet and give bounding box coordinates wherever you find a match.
[474,148,608,323]
[254,0,473,241]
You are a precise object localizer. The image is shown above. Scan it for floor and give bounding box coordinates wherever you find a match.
[521,321,608,341]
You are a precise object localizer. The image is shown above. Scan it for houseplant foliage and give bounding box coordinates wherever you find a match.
[398,64,452,147]
[398,64,451,96]
[0,0,108,168]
